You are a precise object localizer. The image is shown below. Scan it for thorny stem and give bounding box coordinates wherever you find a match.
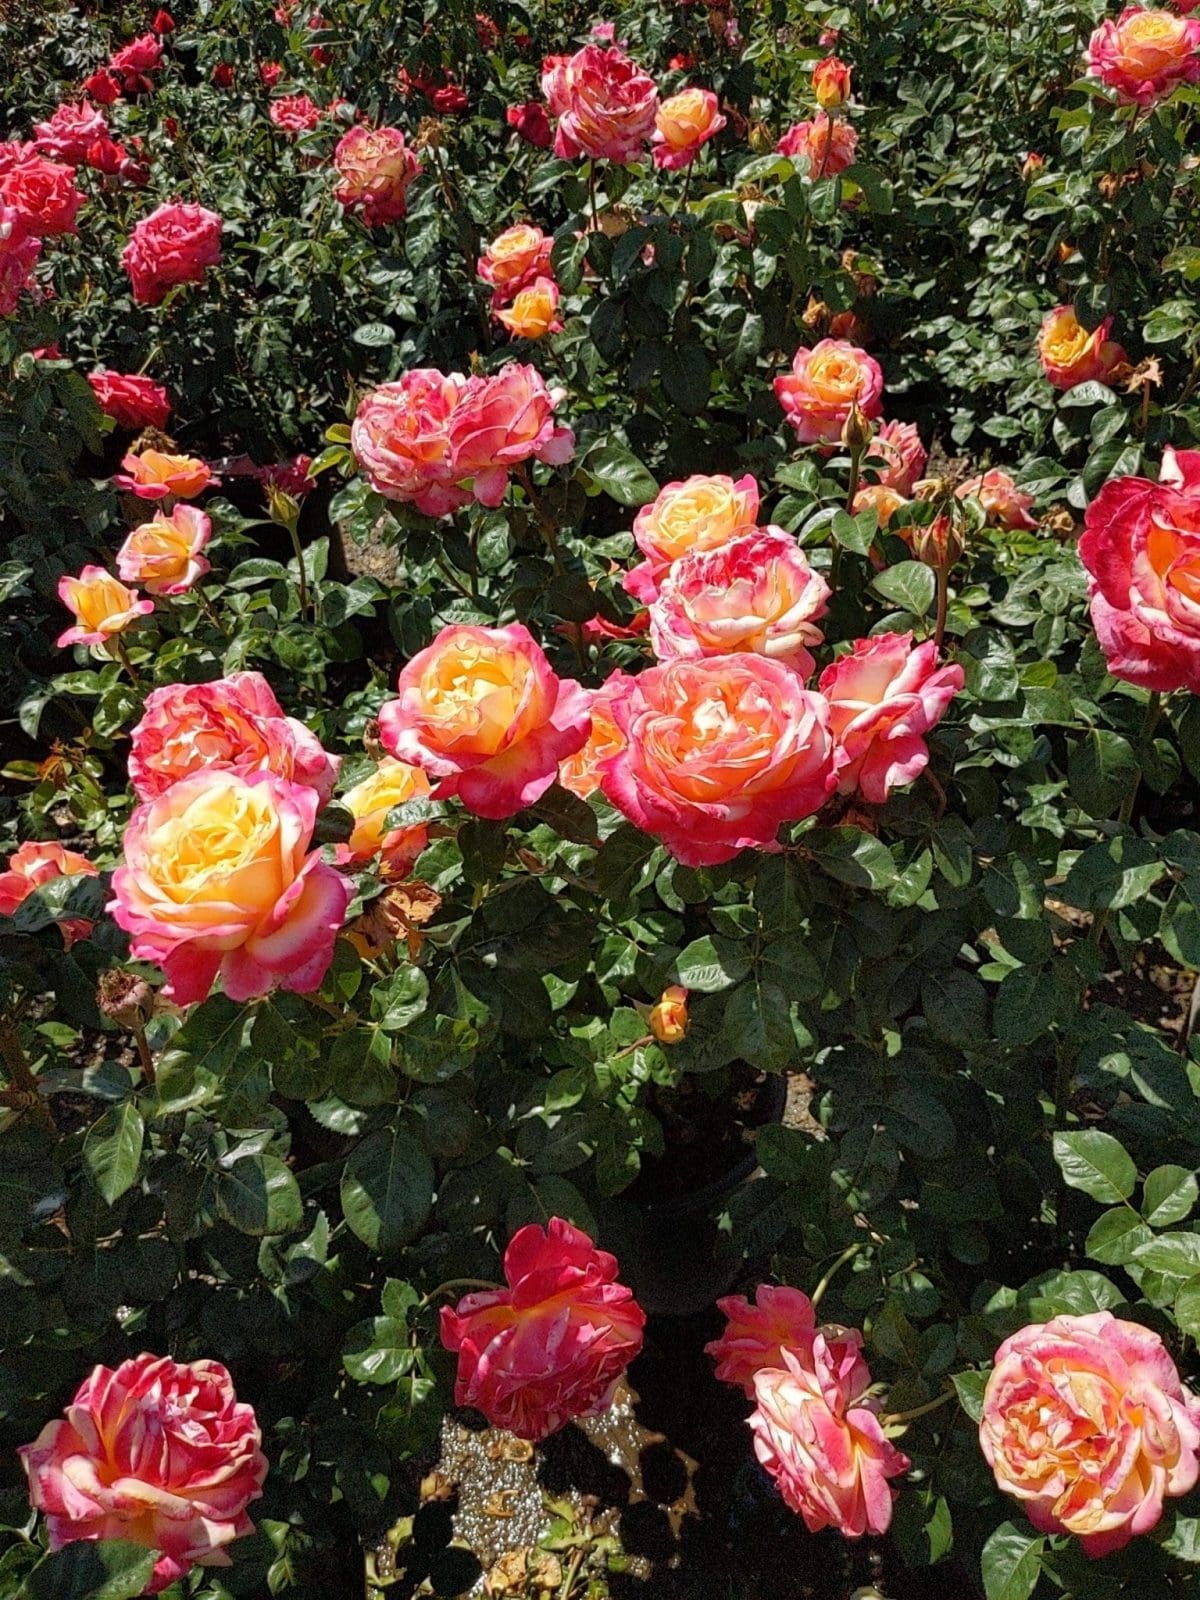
[811,1243,862,1308]
[0,1018,53,1130]
[111,635,142,685]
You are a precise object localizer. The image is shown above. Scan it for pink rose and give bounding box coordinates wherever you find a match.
[776,112,858,179]
[1037,305,1127,391]
[750,1346,910,1537]
[87,369,171,430]
[109,32,164,94]
[872,419,927,497]
[557,671,630,800]
[819,633,963,803]
[129,671,340,804]
[627,472,760,602]
[19,1353,267,1593]
[0,205,41,317]
[1078,445,1200,691]
[598,655,838,866]
[1085,6,1200,106]
[110,768,350,1004]
[545,43,660,164]
[378,622,590,819]
[0,152,84,235]
[507,101,552,147]
[955,468,1037,530]
[774,340,883,447]
[57,566,154,647]
[333,124,421,226]
[440,1218,646,1441]
[649,526,830,677]
[32,101,109,165]
[269,93,323,133]
[981,1312,1200,1556]
[122,202,223,306]
[447,364,575,505]
[0,841,98,947]
[351,370,468,517]
[707,1285,870,1400]
[116,504,212,595]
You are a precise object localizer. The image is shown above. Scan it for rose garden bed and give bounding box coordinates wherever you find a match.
[4,0,1200,1596]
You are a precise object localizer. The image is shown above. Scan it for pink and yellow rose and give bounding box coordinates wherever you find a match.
[598,655,838,866]
[333,124,421,226]
[648,984,689,1043]
[109,768,350,1004]
[956,468,1037,530]
[543,43,659,164]
[114,448,216,502]
[1037,305,1127,391]
[871,419,927,497]
[20,1353,267,1594]
[477,223,553,306]
[57,566,154,647]
[557,672,629,800]
[129,672,340,804]
[626,472,760,602]
[350,369,468,517]
[116,503,212,595]
[378,623,590,819]
[751,1346,909,1538]
[776,112,858,179]
[980,1312,1200,1556]
[707,1285,871,1401]
[0,841,98,946]
[338,756,432,877]
[649,526,830,677]
[775,340,884,447]
[819,633,963,803]
[440,1218,646,1441]
[812,55,852,109]
[446,364,575,506]
[652,87,725,169]
[496,276,562,339]
[1085,6,1200,106]
[1078,446,1200,692]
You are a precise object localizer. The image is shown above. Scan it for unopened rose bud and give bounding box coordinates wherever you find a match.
[1097,172,1120,202]
[841,401,874,453]
[812,55,851,110]
[802,295,830,333]
[910,512,965,572]
[266,482,300,533]
[1021,152,1044,182]
[97,969,154,1029]
[649,986,689,1044]
[1057,240,1076,264]
[747,121,773,154]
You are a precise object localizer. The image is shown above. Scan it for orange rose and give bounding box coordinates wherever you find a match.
[812,56,852,109]
[651,87,726,169]
[1037,306,1127,391]
[496,276,563,339]
[114,449,216,502]
[648,985,688,1043]
[477,222,552,306]
[339,756,432,877]
[626,473,760,601]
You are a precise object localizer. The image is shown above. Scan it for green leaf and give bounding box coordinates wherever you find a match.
[82,1102,144,1206]
[804,826,896,889]
[1068,729,1137,819]
[352,321,396,346]
[1161,1514,1200,1561]
[23,1540,158,1600]
[1085,1207,1151,1265]
[343,1315,414,1383]
[671,935,752,993]
[371,967,430,1031]
[871,561,936,616]
[582,441,659,507]
[341,1126,434,1254]
[981,1522,1045,1600]
[1175,1277,1200,1339]
[951,1369,989,1423]
[1143,1164,1198,1228]
[216,1154,303,1236]
[1053,1130,1137,1204]
[1134,1232,1200,1276]
[660,342,713,416]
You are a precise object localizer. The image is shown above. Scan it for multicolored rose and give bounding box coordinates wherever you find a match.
[626,472,760,601]
[333,124,421,226]
[542,43,659,164]
[652,86,725,168]
[775,340,883,447]
[116,504,212,595]
[1085,6,1200,106]
[1037,305,1127,391]
[776,112,858,178]
[57,566,154,648]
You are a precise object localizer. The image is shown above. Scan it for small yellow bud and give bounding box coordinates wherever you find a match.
[648,985,689,1045]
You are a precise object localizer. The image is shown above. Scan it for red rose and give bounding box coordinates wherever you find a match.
[32,102,110,166]
[260,61,283,87]
[0,152,85,236]
[88,369,172,430]
[82,69,122,105]
[122,201,223,305]
[109,32,164,94]
[151,8,175,32]
[212,62,235,88]
[506,100,552,147]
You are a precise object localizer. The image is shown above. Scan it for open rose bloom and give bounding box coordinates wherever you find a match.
[440,1218,646,1440]
[88,369,171,431]
[980,1312,1200,1556]
[751,1347,910,1538]
[649,527,830,676]
[129,672,339,803]
[626,473,760,602]
[333,124,421,226]
[1085,6,1200,105]
[115,448,215,501]
[543,43,659,163]
[557,672,629,800]
[820,633,964,803]
[652,87,725,169]
[956,468,1037,530]
[378,623,589,819]
[448,365,575,505]
[598,655,838,866]
[0,841,98,946]
[1079,446,1200,691]
[707,1285,870,1400]
[776,112,858,179]
[57,566,154,647]
[0,204,42,316]
[775,340,883,447]
[32,101,110,164]
[871,420,927,497]
[122,201,223,305]
[20,1354,267,1593]
[477,223,553,307]
[339,756,432,876]
[1037,305,1127,391]
[0,150,84,235]
[496,276,562,338]
[117,504,212,595]
[109,768,350,1004]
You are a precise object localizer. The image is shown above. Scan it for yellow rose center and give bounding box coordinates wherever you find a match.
[150,782,283,910]
[419,641,537,756]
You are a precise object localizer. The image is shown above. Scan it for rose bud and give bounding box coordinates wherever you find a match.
[649,984,689,1043]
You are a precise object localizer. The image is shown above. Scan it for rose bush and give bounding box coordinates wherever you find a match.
[4,0,1200,1595]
